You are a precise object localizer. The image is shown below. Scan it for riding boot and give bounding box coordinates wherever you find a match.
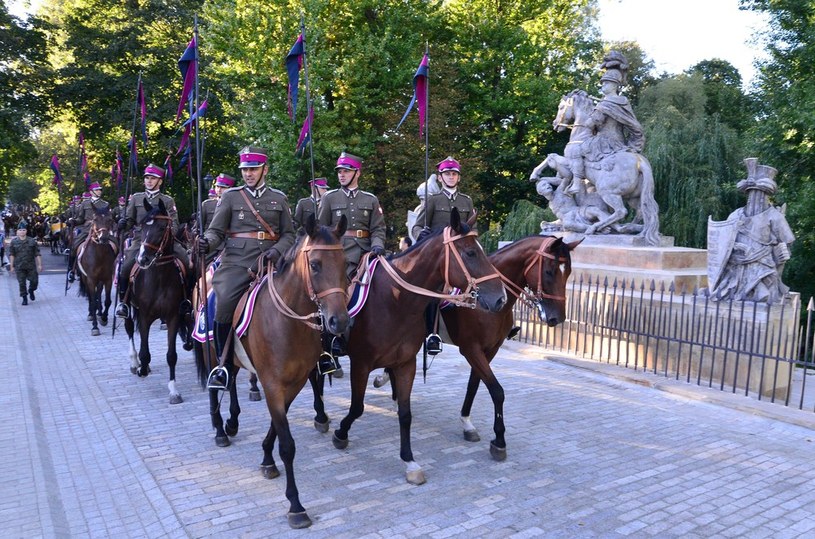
[507,325,521,340]
[317,330,341,376]
[67,254,76,282]
[424,303,442,356]
[208,321,232,390]
[115,276,129,318]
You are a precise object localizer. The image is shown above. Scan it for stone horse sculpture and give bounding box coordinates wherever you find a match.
[534,89,660,245]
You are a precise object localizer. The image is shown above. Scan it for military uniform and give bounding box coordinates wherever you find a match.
[318,188,386,279]
[120,190,189,269]
[203,184,296,323]
[73,196,111,247]
[201,197,218,231]
[111,202,126,222]
[411,190,475,238]
[294,196,320,230]
[10,231,40,302]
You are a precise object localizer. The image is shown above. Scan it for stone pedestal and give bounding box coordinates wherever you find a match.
[563,234,708,292]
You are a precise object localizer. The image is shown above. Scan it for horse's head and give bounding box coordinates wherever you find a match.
[137,198,173,268]
[435,208,506,312]
[90,207,115,244]
[553,89,594,132]
[523,236,581,326]
[286,214,350,335]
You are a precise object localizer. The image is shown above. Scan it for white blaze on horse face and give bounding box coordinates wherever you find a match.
[559,262,566,274]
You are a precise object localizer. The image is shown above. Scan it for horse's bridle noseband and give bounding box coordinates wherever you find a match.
[139,215,175,269]
[498,237,568,306]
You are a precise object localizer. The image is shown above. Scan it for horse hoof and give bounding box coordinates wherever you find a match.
[248,390,261,401]
[489,441,507,461]
[91,328,101,337]
[313,418,329,433]
[406,469,426,485]
[215,435,230,447]
[86,315,94,321]
[169,394,183,405]
[463,429,481,442]
[182,342,193,351]
[225,420,239,437]
[130,367,138,375]
[332,432,348,449]
[100,317,108,327]
[287,511,312,529]
[260,464,280,479]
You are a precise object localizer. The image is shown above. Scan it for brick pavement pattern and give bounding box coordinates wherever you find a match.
[3,250,815,538]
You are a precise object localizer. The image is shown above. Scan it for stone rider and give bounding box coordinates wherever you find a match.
[316,152,387,375]
[411,156,476,355]
[197,146,296,389]
[67,181,110,282]
[115,164,190,319]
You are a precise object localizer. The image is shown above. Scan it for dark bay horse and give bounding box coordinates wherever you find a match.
[77,208,118,335]
[124,198,191,404]
[195,215,349,529]
[441,235,579,459]
[329,209,506,485]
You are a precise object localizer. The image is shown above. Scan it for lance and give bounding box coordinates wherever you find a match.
[422,43,431,383]
[299,16,319,215]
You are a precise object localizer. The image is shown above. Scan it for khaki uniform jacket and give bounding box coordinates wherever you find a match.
[111,204,126,222]
[203,185,296,270]
[293,196,320,230]
[318,188,386,277]
[411,190,475,238]
[122,192,179,235]
[201,198,218,232]
[75,198,111,226]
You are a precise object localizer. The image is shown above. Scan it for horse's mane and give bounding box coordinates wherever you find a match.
[388,222,473,261]
[494,234,571,260]
[276,225,337,274]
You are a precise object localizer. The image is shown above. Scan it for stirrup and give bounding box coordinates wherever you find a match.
[207,366,229,390]
[317,352,340,376]
[425,334,443,356]
[115,303,130,319]
[330,336,347,358]
[67,271,76,283]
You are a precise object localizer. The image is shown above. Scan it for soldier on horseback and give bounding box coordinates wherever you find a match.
[115,164,190,319]
[197,146,296,389]
[67,182,110,282]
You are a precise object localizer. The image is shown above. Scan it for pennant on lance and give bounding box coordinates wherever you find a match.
[176,37,197,121]
[395,53,429,135]
[50,154,63,186]
[286,34,305,121]
[138,79,148,148]
[296,106,313,156]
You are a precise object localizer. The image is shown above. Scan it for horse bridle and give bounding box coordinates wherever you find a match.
[497,237,568,307]
[376,227,501,308]
[266,236,348,330]
[139,215,175,269]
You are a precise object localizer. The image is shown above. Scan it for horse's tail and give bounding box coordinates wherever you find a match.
[637,156,661,246]
[77,274,88,298]
[193,341,214,389]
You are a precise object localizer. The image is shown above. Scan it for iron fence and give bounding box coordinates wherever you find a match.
[514,273,815,412]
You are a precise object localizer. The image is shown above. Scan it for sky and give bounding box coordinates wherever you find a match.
[597,0,769,87]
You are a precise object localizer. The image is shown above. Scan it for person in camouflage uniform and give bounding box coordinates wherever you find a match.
[67,182,110,282]
[114,164,190,318]
[9,222,42,305]
[197,146,296,389]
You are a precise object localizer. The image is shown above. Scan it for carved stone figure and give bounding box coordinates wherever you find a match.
[530,51,660,245]
[406,174,441,243]
[707,158,795,303]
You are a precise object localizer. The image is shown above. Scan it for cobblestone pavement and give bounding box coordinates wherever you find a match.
[3,250,815,538]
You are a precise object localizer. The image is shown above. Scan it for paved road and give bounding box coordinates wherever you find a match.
[3,248,815,538]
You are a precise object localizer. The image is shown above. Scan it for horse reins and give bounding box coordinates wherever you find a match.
[139,215,176,270]
[497,237,568,306]
[266,237,348,330]
[375,227,501,308]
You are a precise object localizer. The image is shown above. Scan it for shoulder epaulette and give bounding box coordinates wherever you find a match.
[324,188,341,195]
[359,190,377,198]
[268,187,288,199]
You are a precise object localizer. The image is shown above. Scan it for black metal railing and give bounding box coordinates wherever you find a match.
[514,274,815,412]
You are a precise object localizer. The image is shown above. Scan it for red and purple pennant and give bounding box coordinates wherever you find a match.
[295,106,313,156]
[115,149,124,189]
[395,53,429,135]
[138,79,148,148]
[127,136,138,173]
[50,154,63,186]
[163,153,173,186]
[176,37,197,121]
[286,34,305,121]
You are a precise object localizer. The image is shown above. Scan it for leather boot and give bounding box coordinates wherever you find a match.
[115,282,129,318]
[208,321,232,390]
[21,294,28,306]
[67,254,76,282]
[424,303,443,356]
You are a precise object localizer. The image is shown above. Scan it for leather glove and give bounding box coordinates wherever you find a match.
[197,236,210,254]
[68,218,77,226]
[116,218,127,232]
[417,226,432,241]
[263,248,281,266]
[370,245,385,257]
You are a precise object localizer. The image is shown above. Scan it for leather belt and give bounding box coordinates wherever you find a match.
[344,229,370,238]
[229,231,278,241]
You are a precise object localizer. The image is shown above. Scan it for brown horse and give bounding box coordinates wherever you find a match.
[123,198,191,404]
[195,215,349,529]
[442,235,579,459]
[77,208,118,335]
[329,208,506,485]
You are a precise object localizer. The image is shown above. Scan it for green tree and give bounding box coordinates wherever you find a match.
[741,0,815,299]
[687,59,753,132]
